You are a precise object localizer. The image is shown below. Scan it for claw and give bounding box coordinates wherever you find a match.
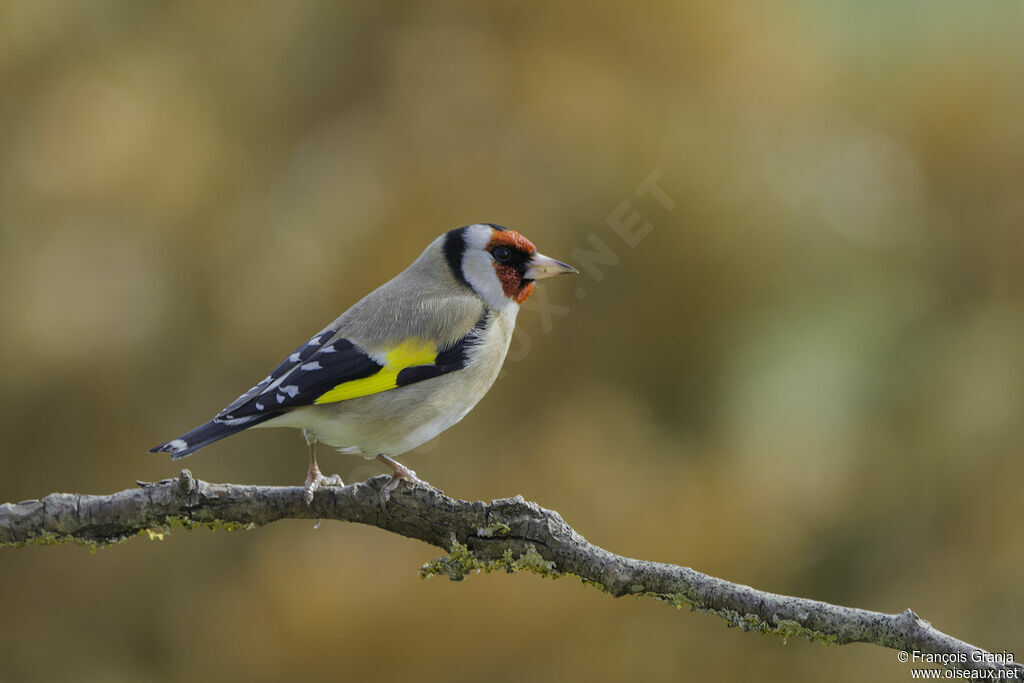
[376,454,426,505]
[304,442,345,507]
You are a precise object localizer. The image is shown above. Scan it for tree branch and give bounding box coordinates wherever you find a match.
[1,471,1019,678]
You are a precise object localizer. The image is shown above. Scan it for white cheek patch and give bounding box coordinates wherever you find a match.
[461,225,516,310]
[463,256,505,303]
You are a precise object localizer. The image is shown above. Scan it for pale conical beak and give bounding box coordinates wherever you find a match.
[525,253,578,280]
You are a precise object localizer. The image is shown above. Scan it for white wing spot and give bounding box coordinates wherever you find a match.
[219,415,257,426]
[281,384,299,397]
[255,401,264,411]
[168,439,188,452]
[321,344,335,353]
[276,393,285,404]
[289,352,301,362]
[308,337,321,346]
[300,361,322,371]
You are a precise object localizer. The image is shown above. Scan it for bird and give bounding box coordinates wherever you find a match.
[150,223,578,503]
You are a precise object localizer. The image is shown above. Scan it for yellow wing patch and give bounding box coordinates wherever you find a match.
[313,338,437,404]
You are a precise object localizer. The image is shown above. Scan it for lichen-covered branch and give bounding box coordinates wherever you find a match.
[1,471,1019,678]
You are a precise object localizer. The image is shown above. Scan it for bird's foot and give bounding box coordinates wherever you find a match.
[377,454,426,504]
[303,459,345,506]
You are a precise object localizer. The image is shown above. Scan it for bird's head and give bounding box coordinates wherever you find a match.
[443,223,577,309]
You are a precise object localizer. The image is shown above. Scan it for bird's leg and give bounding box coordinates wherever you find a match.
[377,454,426,503]
[303,438,344,506]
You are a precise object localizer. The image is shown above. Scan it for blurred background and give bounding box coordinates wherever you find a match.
[1,1,1022,681]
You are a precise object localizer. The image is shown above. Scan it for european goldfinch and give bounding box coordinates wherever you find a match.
[151,224,577,502]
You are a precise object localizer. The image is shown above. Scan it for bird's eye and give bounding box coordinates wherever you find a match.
[492,246,512,263]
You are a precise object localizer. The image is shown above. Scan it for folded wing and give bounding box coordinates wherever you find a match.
[219,313,489,420]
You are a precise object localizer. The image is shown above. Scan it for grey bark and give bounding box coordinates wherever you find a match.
[1,471,1019,678]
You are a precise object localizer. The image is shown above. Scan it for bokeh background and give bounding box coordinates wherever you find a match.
[2,2,1022,681]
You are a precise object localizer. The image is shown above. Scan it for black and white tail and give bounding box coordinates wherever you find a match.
[149,413,279,459]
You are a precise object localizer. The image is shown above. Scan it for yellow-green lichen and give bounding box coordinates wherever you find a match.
[648,592,837,646]
[770,618,838,646]
[0,530,121,553]
[420,539,559,581]
[475,521,511,538]
[136,516,256,544]
[162,516,256,534]
[1,517,255,552]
